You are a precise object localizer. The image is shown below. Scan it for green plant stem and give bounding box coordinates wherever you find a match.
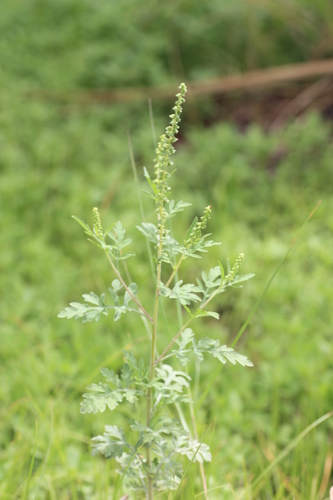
[165,253,185,288]
[146,279,160,499]
[200,282,225,310]
[146,182,167,500]
[154,319,192,366]
[104,250,153,323]
[128,125,173,496]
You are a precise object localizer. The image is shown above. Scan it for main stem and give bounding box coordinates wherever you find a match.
[147,270,160,499]
[145,83,186,498]
[146,210,164,500]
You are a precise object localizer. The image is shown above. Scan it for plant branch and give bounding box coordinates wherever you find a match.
[165,253,185,288]
[155,274,231,366]
[154,319,192,366]
[104,250,153,323]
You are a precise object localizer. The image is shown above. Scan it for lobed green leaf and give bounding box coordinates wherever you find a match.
[91,425,130,459]
[159,280,202,306]
[58,292,108,323]
[173,330,253,368]
[80,383,124,413]
[175,436,212,464]
[167,199,191,218]
[195,338,254,367]
[136,222,158,244]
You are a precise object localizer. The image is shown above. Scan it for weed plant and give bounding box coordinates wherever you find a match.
[58,85,254,498]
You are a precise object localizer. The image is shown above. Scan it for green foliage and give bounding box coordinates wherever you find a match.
[81,365,141,414]
[58,281,140,323]
[72,216,136,263]
[174,328,253,368]
[91,416,212,491]
[159,280,202,306]
[58,86,254,497]
[58,291,109,323]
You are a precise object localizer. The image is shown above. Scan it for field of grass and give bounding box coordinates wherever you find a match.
[1,1,333,499]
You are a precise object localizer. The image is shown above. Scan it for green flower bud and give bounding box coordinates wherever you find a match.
[92,207,103,239]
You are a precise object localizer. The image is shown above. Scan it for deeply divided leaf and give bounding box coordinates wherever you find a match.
[173,330,253,368]
[58,292,108,323]
[159,280,202,306]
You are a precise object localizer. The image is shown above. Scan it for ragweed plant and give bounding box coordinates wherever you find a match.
[59,84,254,499]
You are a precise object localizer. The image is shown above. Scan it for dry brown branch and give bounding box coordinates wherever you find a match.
[29,59,333,105]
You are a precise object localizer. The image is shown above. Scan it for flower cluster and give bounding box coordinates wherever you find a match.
[185,205,212,247]
[92,207,103,239]
[153,83,187,216]
[225,253,245,282]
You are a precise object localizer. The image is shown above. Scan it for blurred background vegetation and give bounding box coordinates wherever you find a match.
[1,0,333,498]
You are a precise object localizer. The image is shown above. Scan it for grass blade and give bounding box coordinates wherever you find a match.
[231,200,322,348]
[174,423,212,498]
[127,131,156,281]
[23,418,38,500]
[195,200,322,411]
[250,411,333,496]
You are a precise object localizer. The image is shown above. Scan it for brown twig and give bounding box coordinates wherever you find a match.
[29,59,333,105]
